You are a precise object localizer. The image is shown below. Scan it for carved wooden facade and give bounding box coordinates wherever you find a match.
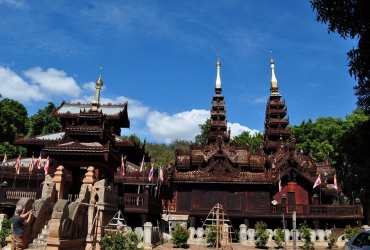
[163,59,363,229]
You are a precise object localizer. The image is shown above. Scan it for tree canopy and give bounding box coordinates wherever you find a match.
[0,98,28,158]
[26,102,60,137]
[311,0,370,113]
[232,131,263,153]
[194,118,210,143]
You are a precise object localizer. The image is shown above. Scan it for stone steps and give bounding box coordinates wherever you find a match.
[24,220,50,250]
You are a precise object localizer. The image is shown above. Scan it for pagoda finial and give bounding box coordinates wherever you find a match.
[215,53,221,90]
[91,60,104,111]
[270,54,280,96]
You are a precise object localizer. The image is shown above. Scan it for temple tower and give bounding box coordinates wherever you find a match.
[263,58,294,154]
[208,59,230,144]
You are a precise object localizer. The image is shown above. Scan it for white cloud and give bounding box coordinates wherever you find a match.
[146,109,209,143]
[0,66,46,103]
[82,82,96,92]
[23,67,81,98]
[228,122,259,138]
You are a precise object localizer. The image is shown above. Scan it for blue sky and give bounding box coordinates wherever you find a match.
[0,0,358,143]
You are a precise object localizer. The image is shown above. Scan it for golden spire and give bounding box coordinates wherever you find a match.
[270,57,280,96]
[91,61,104,111]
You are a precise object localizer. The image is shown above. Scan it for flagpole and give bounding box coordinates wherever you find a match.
[27,172,31,189]
[0,163,4,187]
[12,173,17,188]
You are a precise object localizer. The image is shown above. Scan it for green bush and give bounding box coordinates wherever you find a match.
[327,233,337,249]
[274,228,284,248]
[0,218,11,248]
[254,221,269,248]
[205,225,217,245]
[298,222,314,250]
[101,230,142,250]
[344,225,361,240]
[171,223,190,248]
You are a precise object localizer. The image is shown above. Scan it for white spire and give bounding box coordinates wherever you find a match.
[270,58,280,96]
[216,59,221,89]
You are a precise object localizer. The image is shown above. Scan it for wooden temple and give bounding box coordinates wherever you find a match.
[163,58,363,230]
[0,58,364,233]
[3,71,158,227]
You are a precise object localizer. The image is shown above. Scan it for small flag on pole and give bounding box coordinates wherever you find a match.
[2,153,7,166]
[120,155,126,177]
[29,155,35,175]
[278,175,282,192]
[37,153,42,169]
[139,156,145,172]
[313,174,321,188]
[44,156,49,175]
[333,173,338,190]
[159,167,164,182]
[15,155,21,175]
[148,162,154,181]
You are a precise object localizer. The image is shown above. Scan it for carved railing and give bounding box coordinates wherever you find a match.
[211,101,225,107]
[268,118,289,125]
[270,204,362,217]
[267,108,287,116]
[266,127,292,136]
[0,187,42,204]
[118,193,162,214]
[269,100,285,107]
[210,110,226,116]
[210,120,227,126]
[265,141,295,149]
[208,130,229,139]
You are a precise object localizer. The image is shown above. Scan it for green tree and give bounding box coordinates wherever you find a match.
[274,228,284,248]
[101,230,142,250]
[311,0,370,114]
[145,142,174,167]
[254,221,269,248]
[298,222,314,250]
[169,139,190,151]
[292,117,345,163]
[0,98,28,142]
[0,98,28,158]
[194,118,210,143]
[232,131,263,153]
[171,223,190,248]
[0,217,11,248]
[26,102,60,136]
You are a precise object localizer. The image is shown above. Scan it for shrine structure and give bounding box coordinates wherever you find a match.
[164,58,363,230]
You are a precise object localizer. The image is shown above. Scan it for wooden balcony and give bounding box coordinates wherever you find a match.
[266,127,292,136]
[118,193,162,215]
[0,187,42,207]
[267,108,287,117]
[270,204,363,219]
[265,141,295,149]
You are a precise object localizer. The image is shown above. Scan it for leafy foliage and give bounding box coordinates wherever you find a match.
[327,233,337,249]
[194,118,210,143]
[26,102,60,136]
[274,228,284,248]
[146,140,190,167]
[232,131,263,153]
[311,0,370,114]
[205,225,218,245]
[254,221,269,248]
[298,222,314,250]
[344,225,361,240]
[0,98,28,158]
[0,218,11,248]
[171,223,190,248]
[101,230,142,250]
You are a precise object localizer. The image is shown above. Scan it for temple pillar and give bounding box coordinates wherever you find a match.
[142,213,147,227]
[143,222,153,249]
[313,220,320,230]
[239,224,247,243]
[281,194,287,205]
[52,165,66,199]
[83,166,96,191]
[190,216,196,228]
[243,218,249,228]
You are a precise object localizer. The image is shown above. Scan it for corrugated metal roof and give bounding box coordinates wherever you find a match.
[36,132,65,140]
[56,104,125,115]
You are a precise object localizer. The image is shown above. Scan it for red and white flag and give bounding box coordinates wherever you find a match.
[278,175,282,192]
[139,156,145,172]
[15,155,21,175]
[148,163,154,181]
[120,155,126,177]
[333,173,338,190]
[2,153,7,166]
[159,167,164,182]
[44,156,50,175]
[29,155,35,175]
[37,153,42,169]
[313,174,321,188]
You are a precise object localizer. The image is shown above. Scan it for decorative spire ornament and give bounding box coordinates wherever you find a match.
[270,56,281,96]
[91,60,104,111]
